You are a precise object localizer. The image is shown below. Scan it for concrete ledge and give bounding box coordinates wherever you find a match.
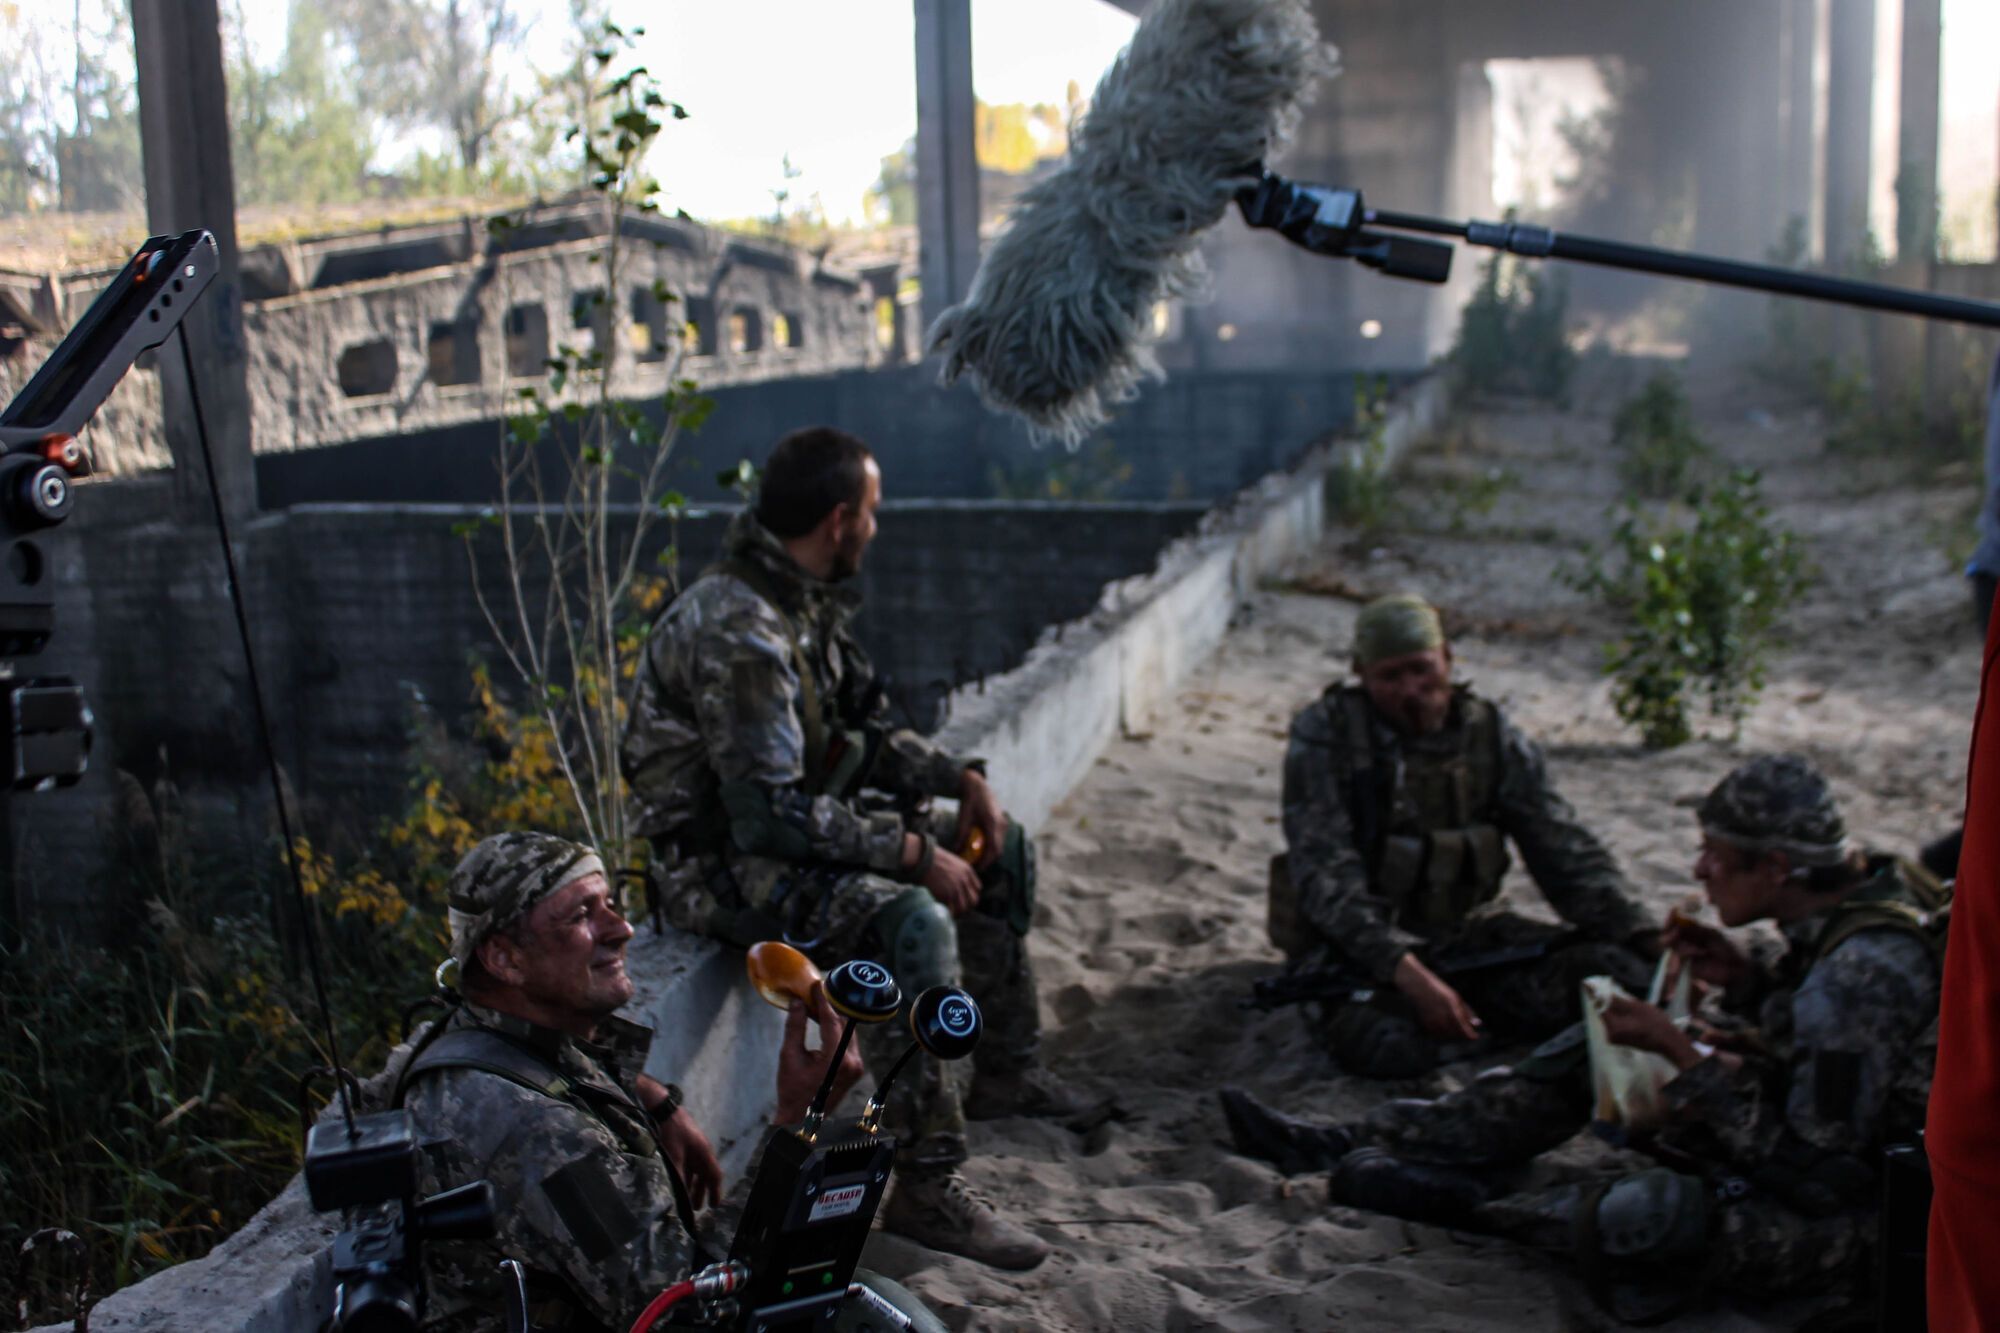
[43,372,1443,1332]
[937,372,1446,827]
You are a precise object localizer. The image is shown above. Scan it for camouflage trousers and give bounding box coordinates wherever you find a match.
[1312,912,1652,1078]
[1348,1046,1873,1300]
[653,809,1040,1170]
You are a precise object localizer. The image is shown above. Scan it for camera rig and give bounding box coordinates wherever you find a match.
[0,228,226,791]
[631,953,983,1333]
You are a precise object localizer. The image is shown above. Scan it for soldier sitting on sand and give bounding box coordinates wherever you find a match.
[1268,592,1656,1077]
[1225,755,1946,1323]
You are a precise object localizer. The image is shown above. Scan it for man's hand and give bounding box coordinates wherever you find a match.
[637,1075,723,1211]
[1391,953,1483,1042]
[1599,994,1703,1071]
[774,984,867,1125]
[956,769,1007,869]
[1662,915,1753,993]
[923,845,983,917]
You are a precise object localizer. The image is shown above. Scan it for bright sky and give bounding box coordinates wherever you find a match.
[215,0,1137,225]
[630,0,1137,223]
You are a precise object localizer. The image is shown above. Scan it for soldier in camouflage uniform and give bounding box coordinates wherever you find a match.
[1225,755,1946,1322]
[619,426,1084,1272]
[1274,593,1655,1077]
[374,830,943,1332]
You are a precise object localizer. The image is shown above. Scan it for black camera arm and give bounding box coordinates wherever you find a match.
[0,230,219,791]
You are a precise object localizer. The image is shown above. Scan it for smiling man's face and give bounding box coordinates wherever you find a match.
[504,871,635,1019]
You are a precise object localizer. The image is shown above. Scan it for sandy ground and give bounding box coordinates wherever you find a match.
[859,356,1983,1331]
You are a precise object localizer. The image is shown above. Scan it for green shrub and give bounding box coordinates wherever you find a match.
[1611,371,1712,498]
[1565,470,1811,748]
[1328,375,1399,532]
[1449,249,1575,406]
[0,670,586,1328]
[988,438,1133,500]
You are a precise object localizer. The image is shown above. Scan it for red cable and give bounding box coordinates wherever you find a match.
[627,1280,695,1333]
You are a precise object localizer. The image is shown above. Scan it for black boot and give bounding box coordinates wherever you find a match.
[1328,1147,1489,1226]
[1218,1088,1354,1175]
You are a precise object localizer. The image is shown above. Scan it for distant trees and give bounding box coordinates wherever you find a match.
[0,0,140,213]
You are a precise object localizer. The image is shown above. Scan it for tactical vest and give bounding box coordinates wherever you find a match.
[1801,855,1951,971]
[1268,686,1510,957]
[1339,685,1510,931]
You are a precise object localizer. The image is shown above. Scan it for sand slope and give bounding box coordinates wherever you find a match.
[862,359,1979,1330]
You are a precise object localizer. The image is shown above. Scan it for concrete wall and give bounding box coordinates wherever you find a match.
[34,370,1448,1333]
[10,494,1202,938]
[255,365,1380,509]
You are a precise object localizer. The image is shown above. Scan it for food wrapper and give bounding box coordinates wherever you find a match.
[1582,951,1694,1132]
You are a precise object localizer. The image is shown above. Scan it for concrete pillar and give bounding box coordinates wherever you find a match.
[1783,0,1821,255]
[1823,0,1877,266]
[913,0,982,333]
[131,0,256,520]
[1896,0,1941,261]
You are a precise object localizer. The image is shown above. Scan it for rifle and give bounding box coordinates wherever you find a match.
[1245,930,1581,1011]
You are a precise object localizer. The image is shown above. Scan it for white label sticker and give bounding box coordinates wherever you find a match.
[807,1184,868,1223]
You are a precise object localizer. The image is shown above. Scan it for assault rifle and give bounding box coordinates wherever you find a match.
[1245,930,1580,1011]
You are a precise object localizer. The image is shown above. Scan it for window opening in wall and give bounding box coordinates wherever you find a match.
[683,296,717,355]
[873,296,897,350]
[427,318,482,386]
[727,307,763,354]
[774,310,804,349]
[571,287,610,357]
[505,303,549,377]
[337,338,397,397]
[631,284,670,363]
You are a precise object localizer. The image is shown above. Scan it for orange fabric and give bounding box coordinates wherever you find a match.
[1928,590,2000,1329]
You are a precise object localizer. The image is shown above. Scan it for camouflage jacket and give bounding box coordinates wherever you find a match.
[391,1003,691,1332]
[1657,857,1941,1204]
[620,509,969,871]
[1282,684,1648,983]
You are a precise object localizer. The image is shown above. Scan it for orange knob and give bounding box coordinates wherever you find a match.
[962,825,986,863]
[746,940,822,1010]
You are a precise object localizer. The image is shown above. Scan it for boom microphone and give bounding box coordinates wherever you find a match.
[927,0,1336,444]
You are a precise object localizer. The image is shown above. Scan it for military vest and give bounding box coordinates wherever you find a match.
[1800,855,1951,971]
[1337,684,1510,931]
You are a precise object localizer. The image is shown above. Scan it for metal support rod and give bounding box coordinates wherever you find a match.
[1365,208,2000,330]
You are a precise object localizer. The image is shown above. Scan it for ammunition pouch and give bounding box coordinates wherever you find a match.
[1267,853,1310,960]
[871,887,960,999]
[718,779,813,861]
[1378,823,1509,930]
[819,724,885,801]
[978,822,1036,937]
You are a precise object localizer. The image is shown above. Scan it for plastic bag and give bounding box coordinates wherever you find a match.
[1582,953,1693,1131]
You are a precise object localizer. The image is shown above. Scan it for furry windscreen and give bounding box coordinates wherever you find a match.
[927,0,1337,446]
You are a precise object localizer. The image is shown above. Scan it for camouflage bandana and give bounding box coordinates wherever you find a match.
[1698,753,1850,869]
[1352,593,1445,668]
[447,831,604,968]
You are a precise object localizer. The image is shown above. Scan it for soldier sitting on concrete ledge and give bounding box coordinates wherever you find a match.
[1269,592,1656,1077]
[620,425,1092,1272]
[371,830,945,1332]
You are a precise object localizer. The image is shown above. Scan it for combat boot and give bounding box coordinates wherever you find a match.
[879,1168,1051,1271]
[965,1064,1099,1121]
[1328,1147,1488,1226]
[1218,1088,1354,1175]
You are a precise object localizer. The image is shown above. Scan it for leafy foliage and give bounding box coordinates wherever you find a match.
[469,21,717,872]
[1611,371,1712,498]
[0,669,592,1328]
[1326,375,1400,532]
[1448,250,1576,406]
[1565,471,1811,748]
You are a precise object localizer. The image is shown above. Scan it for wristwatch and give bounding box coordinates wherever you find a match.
[646,1082,685,1125]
